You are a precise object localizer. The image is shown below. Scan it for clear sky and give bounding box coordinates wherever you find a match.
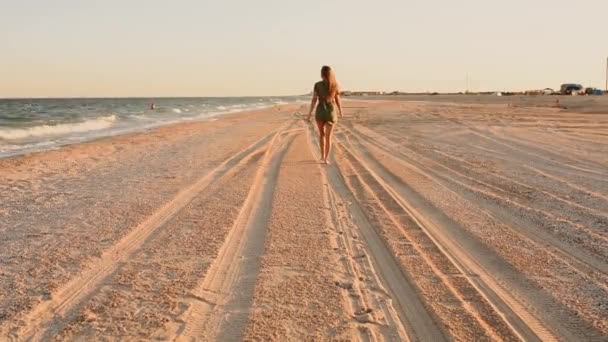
[1,0,607,97]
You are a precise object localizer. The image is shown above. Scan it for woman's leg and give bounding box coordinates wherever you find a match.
[316,120,326,161]
[324,124,334,164]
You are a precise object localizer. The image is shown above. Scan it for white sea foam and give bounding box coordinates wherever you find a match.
[131,114,152,121]
[0,115,117,140]
[172,108,183,113]
[0,140,55,152]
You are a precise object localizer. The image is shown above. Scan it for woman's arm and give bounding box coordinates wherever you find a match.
[307,91,318,121]
[335,93,343,117]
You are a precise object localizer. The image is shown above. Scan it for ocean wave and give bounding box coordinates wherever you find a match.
[0,115,117,140]
[172,108,183,114]
[212,103,272,113]
[131,114,152,121]
[0,140,56,152]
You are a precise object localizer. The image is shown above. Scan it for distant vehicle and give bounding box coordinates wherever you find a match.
[585,87,604,96]
[560,83,583,95]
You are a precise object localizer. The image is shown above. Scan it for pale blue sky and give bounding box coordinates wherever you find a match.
[1,0,607,97]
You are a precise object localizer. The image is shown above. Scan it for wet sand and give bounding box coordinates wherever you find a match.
[0,99,606,340]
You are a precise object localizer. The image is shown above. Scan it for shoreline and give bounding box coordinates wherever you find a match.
[0,97,307,159]
[0,103,300,161]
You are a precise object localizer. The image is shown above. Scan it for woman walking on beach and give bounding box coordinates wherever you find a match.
[307,65,343,164]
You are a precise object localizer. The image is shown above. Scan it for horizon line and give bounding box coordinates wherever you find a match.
[0,95,309,100]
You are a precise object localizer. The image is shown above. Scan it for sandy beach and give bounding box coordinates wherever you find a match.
[1,99,607,341]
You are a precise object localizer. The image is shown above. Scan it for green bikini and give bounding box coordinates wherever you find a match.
[314,81,338,125]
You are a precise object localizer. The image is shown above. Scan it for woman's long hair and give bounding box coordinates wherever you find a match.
[321,65,338,100]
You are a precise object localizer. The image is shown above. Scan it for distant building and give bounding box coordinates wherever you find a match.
[543,88,554,95]
[525,88,555,95]
[342,91,385,96]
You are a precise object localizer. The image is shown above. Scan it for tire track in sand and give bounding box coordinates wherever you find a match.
[343,125,608,281]
[10,128,284,341]
[376,125,608,220]
[335,140,554,341]
[336,130,607,341]
[304,124,410,342]
[523,165,608,203]
[334,144,527,341]
[429,111,608,179]
[304,124,447,342]
[175,125,297,341]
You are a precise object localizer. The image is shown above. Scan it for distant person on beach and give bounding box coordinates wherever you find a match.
[307,65,343,164]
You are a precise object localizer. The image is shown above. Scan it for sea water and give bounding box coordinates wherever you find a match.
[0,97,305,158]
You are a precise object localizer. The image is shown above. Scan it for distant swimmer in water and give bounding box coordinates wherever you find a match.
[150,102,156,110]
[307,65,343,164]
